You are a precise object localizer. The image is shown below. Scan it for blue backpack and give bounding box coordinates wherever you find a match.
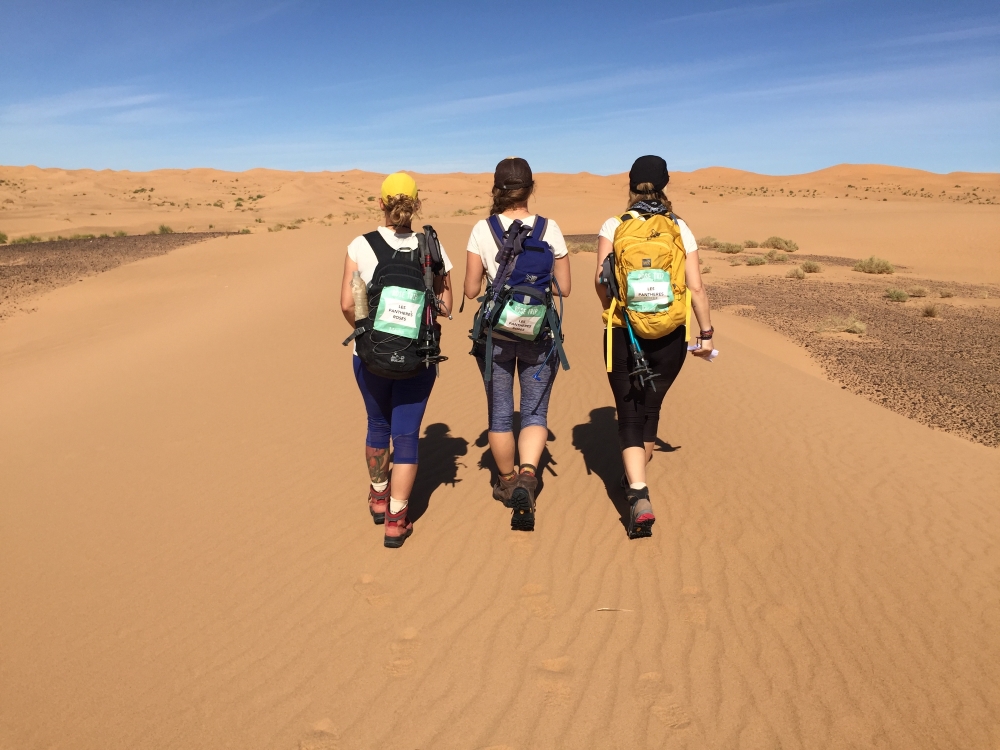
[469,215,569,380]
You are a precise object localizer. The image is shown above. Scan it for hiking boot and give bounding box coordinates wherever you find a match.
[384,504,413,548]
[625,486,655,539]
[368,484,389,525]
[510,471,537,532]
[492,473,519,507]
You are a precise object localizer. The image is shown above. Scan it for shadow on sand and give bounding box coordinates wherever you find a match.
[408,423,469,522]
[474,412,558,499]
[571,406,679,532]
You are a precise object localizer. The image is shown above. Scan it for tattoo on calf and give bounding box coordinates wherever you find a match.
[366,446,389,483]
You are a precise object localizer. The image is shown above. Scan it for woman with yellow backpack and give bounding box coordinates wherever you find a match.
[595,155,715,539]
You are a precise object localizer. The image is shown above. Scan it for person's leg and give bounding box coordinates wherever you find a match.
[382,365,436,547]
[605,328,649,484]
[353,357,393,521]
[476,340,518,474]
[516,339,559,470]
[636,326,688,449]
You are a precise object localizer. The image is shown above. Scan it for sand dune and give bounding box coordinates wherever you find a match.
[2,164,998,283]
[2,219,999,749]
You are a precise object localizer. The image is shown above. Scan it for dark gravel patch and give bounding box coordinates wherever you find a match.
[565,234,599,253]
[710,276,1000,447]
[0,233,226,321]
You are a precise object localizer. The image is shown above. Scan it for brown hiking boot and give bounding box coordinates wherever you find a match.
[510,471,537,532]
[625,486,655,539]
[492,473,519,507]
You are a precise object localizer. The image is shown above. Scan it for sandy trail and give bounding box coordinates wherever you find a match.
[1,227,998,750]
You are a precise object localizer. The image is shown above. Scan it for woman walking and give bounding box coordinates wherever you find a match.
[464,157,571,531]
[595,155,715,539]
[341,172,453,548]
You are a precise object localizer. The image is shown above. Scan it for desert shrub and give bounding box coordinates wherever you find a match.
[716,242,743,254]
[99,233,110,238]
[698,236,718,248]
[819,315,866,335]
[701,265,711,274]
[922,303,939,318]
[801,261,822,273]
[761,236,798,252]
[854,256,894,274]
[158,225,174,234]
[746,255,766,266]
[113,230,127,237]
[238,228,251,234]
[787,267,805,279]
[11,235,42,244]
[743,239,758,248]
[939,289,954,298]
[0,230,7,244]
[729,257,744,266]
[908,286,928,297]
[885,288,908,302]
[213,200,224,208]
[764,249,788,262]
[367,196,375,202]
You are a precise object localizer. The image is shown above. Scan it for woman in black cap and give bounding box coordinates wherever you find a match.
[464,157,572,531]
[594,155,715,539]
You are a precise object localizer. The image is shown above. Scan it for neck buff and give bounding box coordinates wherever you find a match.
[631,200,670,215]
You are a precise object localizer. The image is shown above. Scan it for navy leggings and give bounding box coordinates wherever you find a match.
[353,356,436,464]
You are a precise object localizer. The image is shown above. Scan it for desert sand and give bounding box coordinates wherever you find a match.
[1,165,999,749]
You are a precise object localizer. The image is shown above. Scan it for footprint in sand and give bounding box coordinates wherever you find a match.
[299,719,339,750]
[507,534,533,558]
[384,627,420,676]
[353,573,389,608]
[651,702,692,730]
[679,585,709,626]
[519,583,555,620]
[636,671,675,705]
[537,656,573,707]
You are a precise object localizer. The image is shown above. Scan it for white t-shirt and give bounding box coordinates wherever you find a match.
[348,226,454,284]
[347,226,453,354]
[466,214,569,284]
[598,214,699,255]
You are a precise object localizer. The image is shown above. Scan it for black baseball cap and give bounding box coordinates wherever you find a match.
[629,155,669,191]
[494,157,533,190]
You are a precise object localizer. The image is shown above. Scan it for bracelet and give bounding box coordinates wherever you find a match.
[699,327,714,339]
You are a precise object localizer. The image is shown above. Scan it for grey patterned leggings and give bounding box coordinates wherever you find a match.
[476,337,559,432]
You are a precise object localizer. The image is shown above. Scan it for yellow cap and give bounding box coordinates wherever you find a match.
[381,172,418,201]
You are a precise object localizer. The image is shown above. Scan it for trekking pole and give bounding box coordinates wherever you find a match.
[624,317,658,391]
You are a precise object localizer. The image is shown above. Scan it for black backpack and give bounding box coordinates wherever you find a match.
[343,227,448,379]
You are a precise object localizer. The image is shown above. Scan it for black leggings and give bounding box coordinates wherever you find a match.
[604,326,687,449]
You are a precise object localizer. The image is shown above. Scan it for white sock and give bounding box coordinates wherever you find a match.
[629,482,648,490]
[371,480,389,493]
[389,496,407,513]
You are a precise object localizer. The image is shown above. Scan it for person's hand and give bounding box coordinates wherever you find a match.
[690,338,714,357]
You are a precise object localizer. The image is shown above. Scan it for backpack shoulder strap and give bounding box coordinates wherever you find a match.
[364,230,397,264]
[529,216,548,241]
[486,215,505,252]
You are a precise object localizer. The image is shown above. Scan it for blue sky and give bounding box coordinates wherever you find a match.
[1,1,997,174]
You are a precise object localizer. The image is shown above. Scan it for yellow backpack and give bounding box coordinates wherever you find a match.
[603,211,691,371]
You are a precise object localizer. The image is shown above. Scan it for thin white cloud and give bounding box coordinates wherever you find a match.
[667,0,820,24]
[0,87,164,124]
[879,24,1000,47]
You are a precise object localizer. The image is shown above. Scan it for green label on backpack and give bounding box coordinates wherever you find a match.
[626,269,674,313]
[373,286,425,339]
[496,300,546,339]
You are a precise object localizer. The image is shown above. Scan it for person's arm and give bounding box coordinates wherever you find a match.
[464,251,485,300]
[434,272,453,318]
[685,252,714,356]
[552,255,571,297]
[341,253,359,326]
[594,236,613,308]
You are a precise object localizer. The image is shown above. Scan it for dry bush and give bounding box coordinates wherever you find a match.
[885,288,908,302]
[113,230,127,237]
[716,242,743,254]
[764,249,788,262]
[11,235,42,244]
[0,231,7,244]
[158,225,174,234]
[854,256,894,274]
[818,315,866,335]
[746,256,767,266]
[801,261,822,273]
[922,303,939,318]
[698,236,718,248]
[787,267,806,279]
[729,257,744,266]
[701,265,712,274]
[909,286,928,297]
[743,239,758,248]
[939,289,955,298]
[761,236,798,252]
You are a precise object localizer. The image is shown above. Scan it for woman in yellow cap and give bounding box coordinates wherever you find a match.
[340,172,454,548]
